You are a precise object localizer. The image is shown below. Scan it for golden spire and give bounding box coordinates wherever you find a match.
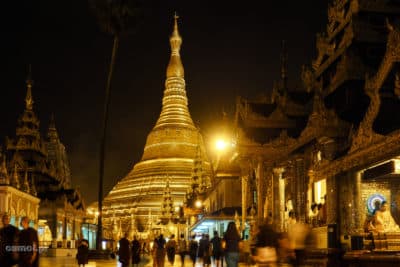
[25,65,34,111]
[166,13,184,78]
[47,114,59,140]
[150,13,195,132]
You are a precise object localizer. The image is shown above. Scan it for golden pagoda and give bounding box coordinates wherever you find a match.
[102,15,211,235]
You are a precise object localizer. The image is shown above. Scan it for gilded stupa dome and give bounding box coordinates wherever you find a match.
[102,15,211,235]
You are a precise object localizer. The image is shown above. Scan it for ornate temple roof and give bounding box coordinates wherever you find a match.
[2,70,86,212]
[102,16,211,231]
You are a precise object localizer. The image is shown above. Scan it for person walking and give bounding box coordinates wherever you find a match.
[17,216,39,267]
[252,222,279,267]
[131,235,141,267]
[199,234,211,267]
[210,231,223,267]
[177,234,187,267]
[188,235,198,267]
[118,233,131,267]
[155,234,167,267]
[0,213,19,267]
[166,234,177,266]
[76,237,89,267]
[223,222,241,267]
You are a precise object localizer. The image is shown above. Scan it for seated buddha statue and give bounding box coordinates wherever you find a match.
[370,201,400,233]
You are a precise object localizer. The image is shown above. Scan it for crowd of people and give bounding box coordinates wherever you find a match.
[0,214,39,267]
[0,211,316,267]
[143,219,314,267]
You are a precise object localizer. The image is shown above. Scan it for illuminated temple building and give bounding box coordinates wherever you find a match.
[102,16,211,238]
[229,0,400,265]
[0,72,86,253]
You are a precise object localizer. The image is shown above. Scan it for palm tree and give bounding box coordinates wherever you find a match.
[88,0,143,250]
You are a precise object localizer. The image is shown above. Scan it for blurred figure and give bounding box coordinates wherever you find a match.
[288,218,311,267]
[18,216,39,267]
[76,236,89,267]
[188,235,198,267]
[223,222,241,267]
[251,222,278,267]
[131,235,141,267]
[210,231,223,267]
[177,234,187,267]
[309,204,318,227]
[151,237,159,267]
[240,235,251,265]
[277,232,295,265]
[155,234,167,267]
[166,234,177,266]
[118,233,131,267]
[198,234,211,267]
[0,213,19,267]
[318,195,327,225]
[286,211,297,233]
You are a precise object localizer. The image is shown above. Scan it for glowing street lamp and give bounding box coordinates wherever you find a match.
[215,139,228,151]
[195,200,202,209]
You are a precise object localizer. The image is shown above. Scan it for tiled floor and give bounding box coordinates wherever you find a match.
[40,255,196,267]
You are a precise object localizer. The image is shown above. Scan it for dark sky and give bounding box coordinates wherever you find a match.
[1,0,329,204]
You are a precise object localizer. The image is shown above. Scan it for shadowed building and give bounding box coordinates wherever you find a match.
[102,16,211,238]
[1,71,86,254]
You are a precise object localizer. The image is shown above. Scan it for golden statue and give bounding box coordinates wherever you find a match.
[370,201,400,233]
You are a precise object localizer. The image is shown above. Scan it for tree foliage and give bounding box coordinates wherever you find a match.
[88,0,145,36]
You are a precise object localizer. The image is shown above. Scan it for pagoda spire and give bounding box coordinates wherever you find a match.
[25,64,34,111]
[21,169,31,194]
[0,155,9,185]
[47,114,59,140]
[166,12,184,78]
[11,164,20,189]
[152,14,195,131]
[30,175,37,196]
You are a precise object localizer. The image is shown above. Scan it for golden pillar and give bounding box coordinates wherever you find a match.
[273,168,285,232]
[241,173,249,236]
[255,159,264,224]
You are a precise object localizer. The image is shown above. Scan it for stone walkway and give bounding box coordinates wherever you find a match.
[39,255,204,267]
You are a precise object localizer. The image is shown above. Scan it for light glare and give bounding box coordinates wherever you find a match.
[216,139,227,151]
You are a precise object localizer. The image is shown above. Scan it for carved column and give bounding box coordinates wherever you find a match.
[263,168,274,224]
[295,158,307,223]
[354,171,362,233]
[239,158,252,235]
[255,159,264,223]
[241,173,248,236]
[63,216,67,248]
[273,167,285,232]
[326,174,338,225]
[339,171,362,235]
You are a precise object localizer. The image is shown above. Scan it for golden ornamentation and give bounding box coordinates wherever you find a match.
[102,16,211,230]
[312,33,336,70]
[395,72,400,97]
[350,22,400,152]
[301,65,315,92]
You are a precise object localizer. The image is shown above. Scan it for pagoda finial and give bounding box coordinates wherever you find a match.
[22,169,31,194]
[11,164,20,189]
[30,175,37,196]
[47,113,60,140]
[49,113,56,128]
[0,155,9,185]
[166,13,184,78]
[25,64,34,110]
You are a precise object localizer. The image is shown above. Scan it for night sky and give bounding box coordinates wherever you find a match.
[1,0,329,204]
